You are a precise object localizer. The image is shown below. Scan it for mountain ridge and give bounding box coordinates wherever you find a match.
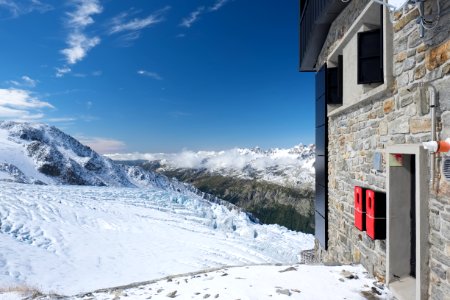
[0,121,250,214]
[106,144,315,189]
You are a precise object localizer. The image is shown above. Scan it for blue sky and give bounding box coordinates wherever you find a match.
[0,0,315,153]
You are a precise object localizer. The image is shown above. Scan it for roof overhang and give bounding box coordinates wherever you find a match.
[299,0,350,72]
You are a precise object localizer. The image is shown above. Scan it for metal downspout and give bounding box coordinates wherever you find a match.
[429,85,437,188]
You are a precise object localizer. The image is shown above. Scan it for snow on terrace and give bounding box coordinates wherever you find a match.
[0,182,314,296]
[74,264,390,300]
[4,265,391,300]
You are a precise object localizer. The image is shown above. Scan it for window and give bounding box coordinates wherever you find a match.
[327,55,343,105]
[357,29,384,84]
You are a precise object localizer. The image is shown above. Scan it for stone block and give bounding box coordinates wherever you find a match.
[425,68,443,82]
[417,43,428,53]
[414,64,426,80]
[397,72,409,87]
[395,51,407,62]
[442,213,450,223]
[394,9,419,32]
[393,62,403,77]
[400,95,414,107]
[416,53,425,63]
[389,116,410,134]
[404,58,416,71]
[416,88,430,116]
[408,30,422,49]
[443,63,450,76]
[426,40,450,71]
[442,222,450,243]
[442,112,450,139]
[431,261,447,280]
[394,35,408,54]
[383,98,395,114]
[434,78,450,111]
[431,248,450,268]
[431,232,444,251]
[410,117,431,133]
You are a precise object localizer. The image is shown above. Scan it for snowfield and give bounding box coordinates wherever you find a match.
[0,182,314,296]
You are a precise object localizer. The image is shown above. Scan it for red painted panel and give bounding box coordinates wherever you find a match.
[366,215,386,240]
[355,208,365,231]
[354,186,363,210]
[366,190,386,218]
[366,189,387,240]
[354,186,366,231]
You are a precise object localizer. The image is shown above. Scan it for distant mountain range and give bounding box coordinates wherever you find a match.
[107,145,315,189]
[108,145,316,233]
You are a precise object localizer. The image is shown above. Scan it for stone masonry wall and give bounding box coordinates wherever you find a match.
[317,0,370,70]
[315,1,450,295]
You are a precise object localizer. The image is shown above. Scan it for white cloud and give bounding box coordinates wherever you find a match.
[0,106,43,119]
[61,33,100,65]
[210,0,230,11]
[137,70,163,80]
[46,117,77,122]
[180,0,232,29]
[55,66,72,78]
[109,6,170,34]
[9,75,38,87]
[21,76,37,87]
[108,6,170,46]
[0,88,53,120]
[0,0,52,18]
[180,6,205,28]
[59,0,102,68]
[77,136,126,154]
[67,0,102,28]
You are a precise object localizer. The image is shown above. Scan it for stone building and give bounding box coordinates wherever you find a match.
[299,0,450,299]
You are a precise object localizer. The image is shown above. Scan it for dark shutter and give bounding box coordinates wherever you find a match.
[326,55,343,105]
[315,64,328,249]
[338,55,343,102]
[357,29,384,84]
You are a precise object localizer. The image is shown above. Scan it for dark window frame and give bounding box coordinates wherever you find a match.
[326,55,343,105]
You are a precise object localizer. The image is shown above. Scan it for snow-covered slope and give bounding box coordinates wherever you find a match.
[0,182,314,296]
[107,145,316,188]
[0,121,194,191]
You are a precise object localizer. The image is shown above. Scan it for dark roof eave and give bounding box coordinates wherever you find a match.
[299,1,350,72]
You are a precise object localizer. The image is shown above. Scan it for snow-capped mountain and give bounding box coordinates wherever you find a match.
[0,121,192,191]
[107,144,316,188]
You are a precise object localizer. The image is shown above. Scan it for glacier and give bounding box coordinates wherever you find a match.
[0,182,314,295]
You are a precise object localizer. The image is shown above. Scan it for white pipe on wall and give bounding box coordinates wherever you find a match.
[429,85,437,188]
